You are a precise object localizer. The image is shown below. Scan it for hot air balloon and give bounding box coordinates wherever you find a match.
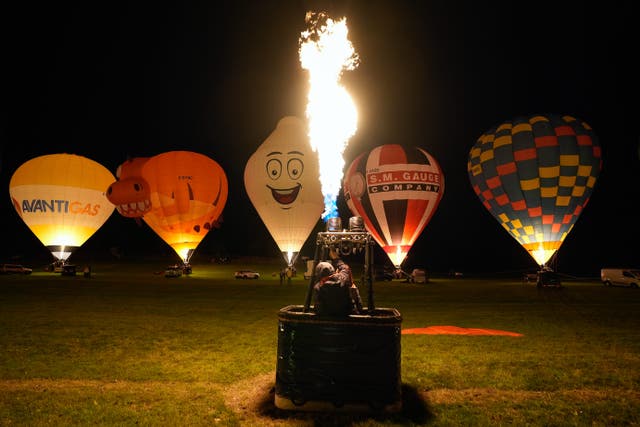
[343,144,445,268]
[467,114,602,268]
[9,153,116,262]
[106,151,228,264]
[244,116,324,266]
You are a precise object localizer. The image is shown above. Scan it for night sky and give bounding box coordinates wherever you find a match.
[2,1,637,275]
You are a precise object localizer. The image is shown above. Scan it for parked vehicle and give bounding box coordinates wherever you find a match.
[375,268,394,282]
[601,268,640,288]
[0,264,33,274]
[234,270,260,279]
[410,268,428,284]
[536,269,561,288]
[165,265,183,278]
[45,260,65,273]
[182,263,192,275]
[60,264,77,276]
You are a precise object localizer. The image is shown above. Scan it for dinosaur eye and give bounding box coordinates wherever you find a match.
[134,183,143,192]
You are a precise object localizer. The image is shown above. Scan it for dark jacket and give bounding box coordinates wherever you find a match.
[313,259,363,316]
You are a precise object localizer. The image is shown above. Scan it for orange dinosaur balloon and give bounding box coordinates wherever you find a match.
[107,151,228,263]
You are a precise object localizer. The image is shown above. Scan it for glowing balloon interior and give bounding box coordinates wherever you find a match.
[343,144,445,267]
[244,116,324,265]
[468,114,602,267]
[107,151,228,263]
[9,153,116,261]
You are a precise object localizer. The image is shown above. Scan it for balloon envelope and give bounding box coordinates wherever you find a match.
[9,153,116,261]
[105,157,151,218]
[343,144,445,267]
[106,151,228,263]
[467,114,602,267]
[244,116,324,265]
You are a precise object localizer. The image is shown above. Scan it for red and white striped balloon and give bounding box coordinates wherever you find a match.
[343,144,444,267]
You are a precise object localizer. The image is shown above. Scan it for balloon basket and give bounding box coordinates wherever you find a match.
[274,305,402,413]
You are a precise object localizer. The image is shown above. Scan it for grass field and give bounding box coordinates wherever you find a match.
[1,259,639,426]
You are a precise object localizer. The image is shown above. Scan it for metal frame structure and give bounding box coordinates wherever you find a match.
[303,230,376,313]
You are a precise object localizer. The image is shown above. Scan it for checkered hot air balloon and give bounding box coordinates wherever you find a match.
[467,114,602,267]
[343,144,445,267]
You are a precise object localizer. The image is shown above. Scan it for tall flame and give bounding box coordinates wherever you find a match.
[299,11,359,220]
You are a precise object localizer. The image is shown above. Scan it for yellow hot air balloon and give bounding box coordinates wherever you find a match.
[244,116,324,266]
[9,153,116,261]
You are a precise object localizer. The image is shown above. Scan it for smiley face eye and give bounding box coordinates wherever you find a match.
[266,159,282,180]
[287,158,304,180]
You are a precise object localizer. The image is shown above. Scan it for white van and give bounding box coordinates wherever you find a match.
[0,264,33,274]
[601,268,640,288]
[410,268,428,284]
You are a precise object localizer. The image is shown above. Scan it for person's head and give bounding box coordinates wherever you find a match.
[315,261,334,278]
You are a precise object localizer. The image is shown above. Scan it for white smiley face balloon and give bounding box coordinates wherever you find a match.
[244,116,324,265]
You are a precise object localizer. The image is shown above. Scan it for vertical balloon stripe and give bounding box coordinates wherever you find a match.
[404,199,428,243]
[383,199,407,244]
[343,152,386,245]
[365,146,392,243]
[355,181,385,243]
[377,144,408,165]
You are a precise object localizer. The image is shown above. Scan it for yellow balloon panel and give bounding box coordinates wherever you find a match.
[9,154,116,260]
[9,155,115,191]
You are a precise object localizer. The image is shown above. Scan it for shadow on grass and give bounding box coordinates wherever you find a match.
[256,383,434,426]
